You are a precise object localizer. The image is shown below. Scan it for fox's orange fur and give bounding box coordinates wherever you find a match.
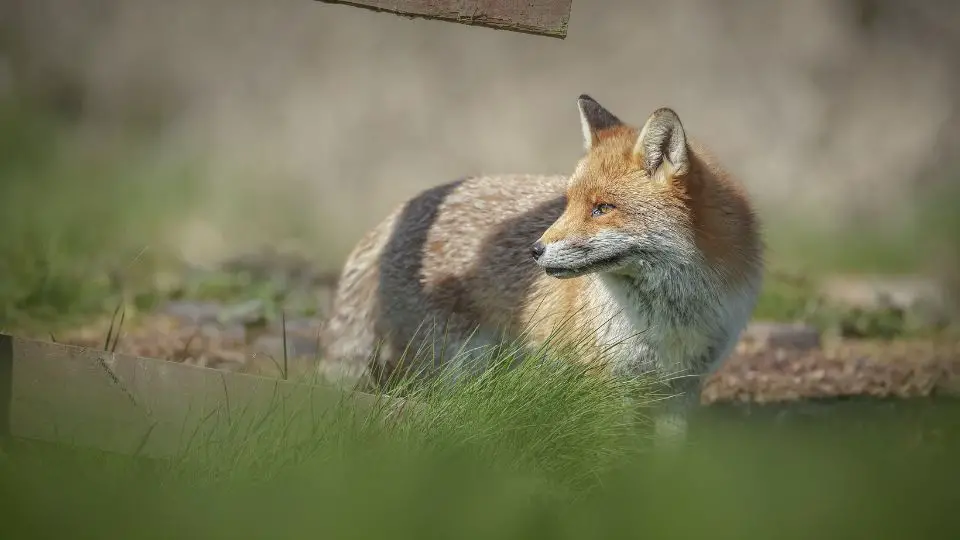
[321,95,763,418]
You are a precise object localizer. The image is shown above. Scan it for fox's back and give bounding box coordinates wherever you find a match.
[322,174,571,378]
[383,174,569,325]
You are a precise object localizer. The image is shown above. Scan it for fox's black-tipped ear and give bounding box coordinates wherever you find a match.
[633,107,689,179]
[577,94,623,150]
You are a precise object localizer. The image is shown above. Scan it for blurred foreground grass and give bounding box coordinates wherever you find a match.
[2,367,959,539]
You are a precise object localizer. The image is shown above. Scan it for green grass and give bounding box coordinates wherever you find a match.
[764,225,926,275]
[760,180,959,276]
[4,316,959,540]
[752,181,959,335]
[2,360,960,539]
[752,267,957,339]
[2,346,663,532]
[0,97,350,334]
[752,183,960,337]
[0,98,204,333]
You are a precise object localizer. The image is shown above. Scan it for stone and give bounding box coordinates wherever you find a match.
[266,316,324,336]
[217,298,268,325]
[739,321,822,351]
[819,275,946,312]
[158,300,224,326]
[249,334,321,362]
[820,274,956,334]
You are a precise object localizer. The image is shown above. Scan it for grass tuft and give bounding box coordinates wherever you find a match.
[163,336,660,496]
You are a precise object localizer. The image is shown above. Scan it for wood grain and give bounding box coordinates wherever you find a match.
[4,334,398,457]
[316,0,573,38]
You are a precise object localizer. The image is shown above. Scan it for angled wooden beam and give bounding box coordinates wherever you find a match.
[316,0,573,39]
[3,333,401,458]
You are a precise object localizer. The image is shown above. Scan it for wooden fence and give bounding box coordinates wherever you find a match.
[0,333,393,457]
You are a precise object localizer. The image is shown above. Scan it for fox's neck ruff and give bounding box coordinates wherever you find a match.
[575,255,732,377]
[598,255,721,318]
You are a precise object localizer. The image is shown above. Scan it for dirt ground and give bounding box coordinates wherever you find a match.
[702,338,960,405]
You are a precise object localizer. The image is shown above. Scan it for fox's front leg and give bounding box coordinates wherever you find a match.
[653,403,691,448]
[650,377,704,448]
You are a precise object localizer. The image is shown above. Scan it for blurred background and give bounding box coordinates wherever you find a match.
[3,6,960,536]
[0,0,958,343]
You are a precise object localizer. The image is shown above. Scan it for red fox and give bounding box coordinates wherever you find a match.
[321,95,763,419]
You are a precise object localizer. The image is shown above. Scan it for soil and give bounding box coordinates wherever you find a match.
[702,338,960,405]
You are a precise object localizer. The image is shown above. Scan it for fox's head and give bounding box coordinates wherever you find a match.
[531,95,703,279]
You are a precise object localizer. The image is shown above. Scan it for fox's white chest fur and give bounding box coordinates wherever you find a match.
[585,269,760,388]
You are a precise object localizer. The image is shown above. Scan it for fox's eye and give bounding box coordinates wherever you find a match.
[591,203,616,217]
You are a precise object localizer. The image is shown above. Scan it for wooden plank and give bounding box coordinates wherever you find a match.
[316,0,573,39]
[4,333,397,458]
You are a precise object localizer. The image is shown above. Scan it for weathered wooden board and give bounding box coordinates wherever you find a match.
[316,0,573,39]
[0,333,395,458]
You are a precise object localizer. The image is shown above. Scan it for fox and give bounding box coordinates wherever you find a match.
[321,95,763,433]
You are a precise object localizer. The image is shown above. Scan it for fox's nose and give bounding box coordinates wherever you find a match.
[530,241,546,260]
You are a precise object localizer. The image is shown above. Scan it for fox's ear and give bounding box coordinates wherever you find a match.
[577,94,623,150]
[633,108,689,179]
